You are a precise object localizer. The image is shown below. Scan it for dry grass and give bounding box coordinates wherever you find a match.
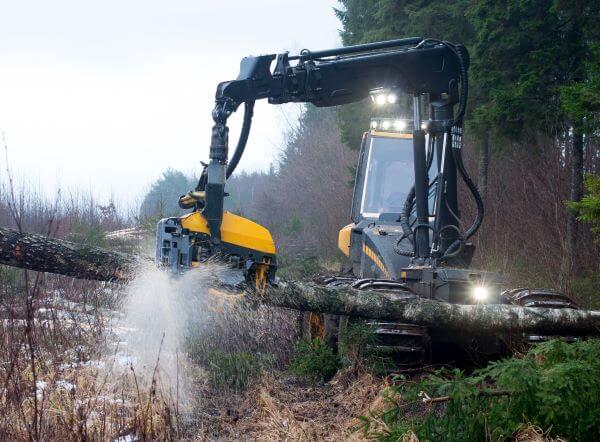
[195,367,387,441]
[0,272,189,441]
[513,424,568,442]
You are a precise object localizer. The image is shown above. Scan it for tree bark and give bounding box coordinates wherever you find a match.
[477,134,490,200]
[562,121,585,287]
[0,227,135,281]
[259,280,600,336]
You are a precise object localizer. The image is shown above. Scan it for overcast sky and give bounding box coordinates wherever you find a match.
[0,0,341,208]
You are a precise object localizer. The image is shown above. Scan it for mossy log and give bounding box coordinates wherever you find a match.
[259,280,600,336]
[0,227,135,281]
[1,226,599,336]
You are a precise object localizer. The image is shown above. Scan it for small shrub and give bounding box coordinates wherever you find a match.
[362,339,600,441]
[567,174,600,242]
[0,265,23,297]
[290,338,341,382]
[283,215,303,234]
[204,350,263,392]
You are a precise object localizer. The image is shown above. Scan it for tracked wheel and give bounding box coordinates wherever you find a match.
[311,275,431,367]
[366,321,430,367]
[502,288,580,344]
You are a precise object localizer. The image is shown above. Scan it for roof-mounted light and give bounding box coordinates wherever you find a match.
[369,118,411,134]
[370,89,399,106]
[394,120,406,131]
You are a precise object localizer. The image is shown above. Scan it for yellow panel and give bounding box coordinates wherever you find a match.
[180,211,276,255]
[370,130,413,139]
[179,211,210,234]
[338,223,353,257]
[362,244,390,279]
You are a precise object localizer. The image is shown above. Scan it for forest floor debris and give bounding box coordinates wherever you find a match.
[195,368,387,441]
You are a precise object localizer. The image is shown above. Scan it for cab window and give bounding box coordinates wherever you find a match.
[360,134,436,218]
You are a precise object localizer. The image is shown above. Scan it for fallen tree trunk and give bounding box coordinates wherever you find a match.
[1,226,599,336]
[0,226,135,281]
[259,281,600,336]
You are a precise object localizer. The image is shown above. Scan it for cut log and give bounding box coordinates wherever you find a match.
[0,227,135,281]
[0,226,599,336]
[259,280,600,336]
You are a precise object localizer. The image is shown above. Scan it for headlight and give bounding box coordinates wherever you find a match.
[472,286,489,302]
[375,94,387,106]
[381,120,391,130]
[387,93,397,104]
[370,120,378,129]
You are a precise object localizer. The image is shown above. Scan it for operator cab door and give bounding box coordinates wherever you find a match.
[352,130,418,222]
[346,128,437,279]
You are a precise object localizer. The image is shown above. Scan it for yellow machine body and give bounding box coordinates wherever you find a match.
[180,211,276,255]
[338,224,352,257]
[155,210,276,289]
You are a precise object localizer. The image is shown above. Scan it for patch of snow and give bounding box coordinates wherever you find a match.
[115,354,136,366]
[56,380,75,391]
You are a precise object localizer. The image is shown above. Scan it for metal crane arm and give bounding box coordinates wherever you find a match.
[199,38,469,254]
[214,38,465,113]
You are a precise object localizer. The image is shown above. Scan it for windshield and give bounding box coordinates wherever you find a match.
[360,135,415,217]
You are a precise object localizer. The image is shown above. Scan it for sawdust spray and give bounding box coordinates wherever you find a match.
[110,259,298,412]
[112,262,217,404]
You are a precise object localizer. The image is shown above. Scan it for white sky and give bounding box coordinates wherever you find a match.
[0,0,341,209]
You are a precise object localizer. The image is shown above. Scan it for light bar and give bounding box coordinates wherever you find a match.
[394,120,406,130]
[370,118,412,133]
[370,89,399,106]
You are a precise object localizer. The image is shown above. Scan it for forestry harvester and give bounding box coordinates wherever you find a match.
[155,38,579,363]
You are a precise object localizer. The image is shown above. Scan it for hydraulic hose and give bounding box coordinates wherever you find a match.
[195,99,255,192]
[226,100,255,179]
[442,136,484,259]
[397,137,435,256]
[452,44,469,126]
[396,185,417,256]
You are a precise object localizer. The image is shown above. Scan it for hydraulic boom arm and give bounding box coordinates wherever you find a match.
[215,37,464,109]
[194,37,476,264]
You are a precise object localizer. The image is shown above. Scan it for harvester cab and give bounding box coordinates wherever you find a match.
[338,115,501,305]
[341,119,433,282]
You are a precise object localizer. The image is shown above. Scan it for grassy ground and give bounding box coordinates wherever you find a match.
[0,233,597,440]
[192,367,386,440]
